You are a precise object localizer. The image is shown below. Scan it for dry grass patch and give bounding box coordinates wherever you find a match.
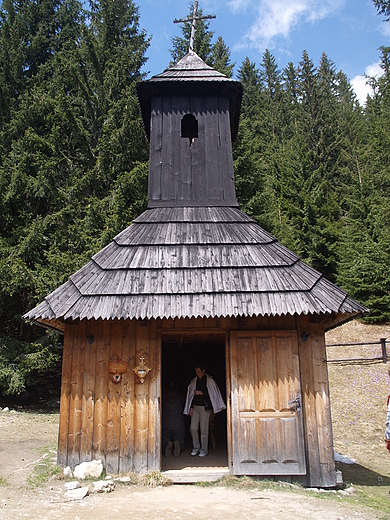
[325,320,390,517]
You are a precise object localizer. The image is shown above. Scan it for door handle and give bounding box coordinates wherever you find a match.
[288,393,301,414]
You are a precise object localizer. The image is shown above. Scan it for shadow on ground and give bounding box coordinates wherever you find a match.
[336,461,390,487]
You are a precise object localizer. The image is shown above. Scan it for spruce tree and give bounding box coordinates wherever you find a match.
[0,0,150,395]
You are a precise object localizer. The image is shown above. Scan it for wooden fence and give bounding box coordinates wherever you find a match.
[325,338,388,364]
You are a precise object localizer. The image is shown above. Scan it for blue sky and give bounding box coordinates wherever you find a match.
[136,0,390,105]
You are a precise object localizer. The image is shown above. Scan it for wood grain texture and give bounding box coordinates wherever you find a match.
[106,320,122,473]
[57,323,74,466]
[92,319,109,465]
[67,319,86,468]
[79,320,97,462]
[133,321,150,474]
[119,319,136,472]
[230,330,306,476]
[297,315,336,487]
[147,319,160,471]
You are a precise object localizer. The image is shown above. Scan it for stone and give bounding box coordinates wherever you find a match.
[2,407,9,412]
[65,481,81,490]
[115,476,131,483]
[64,466,72,477]
[73,460,103,480]
[91,481,115,494]
[65,487,89,501]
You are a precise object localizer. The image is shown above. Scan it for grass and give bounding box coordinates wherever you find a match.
[325,321,390,518]
[27,446,62,488]
[0,477,8,486]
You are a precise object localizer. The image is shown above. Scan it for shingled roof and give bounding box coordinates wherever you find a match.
[24,51,368,331]
[24,206,367,331]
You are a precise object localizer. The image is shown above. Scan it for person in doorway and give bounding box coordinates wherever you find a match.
[183,364,225,457]
[162,382,185,457]
[385,367,390,454]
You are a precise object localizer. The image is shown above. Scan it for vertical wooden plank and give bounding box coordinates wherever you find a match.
[225,332,233,471]
[191,96,206,202]
[297,317,336,487]
[133,321,149,473]
[204,96,223,201]
[312,323,335,484]
[147,320,160,471]
[67,320,86,468]
[297,315,322,486]
[256,334,277,465]
[80,320,97,462]
[182,98,193,200]
[149,97,163,202]
[161,96,172,201]
[106,320,122,474]
[57,324,74,466]
[92,320,109,467]
[229,331,242,471]
[170,96,188,201]
[120,319,136,472]
[217,96,236,202]
[256,334,275,412]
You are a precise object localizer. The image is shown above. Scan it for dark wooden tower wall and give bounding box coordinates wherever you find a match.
[148,94,236,206]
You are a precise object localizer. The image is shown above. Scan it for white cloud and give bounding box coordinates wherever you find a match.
[231,0,345,51]
[351,62,383,106]
[228,0,253,12]
[379,20,390,37]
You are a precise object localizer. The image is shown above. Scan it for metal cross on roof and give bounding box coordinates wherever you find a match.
[173,1,216,52]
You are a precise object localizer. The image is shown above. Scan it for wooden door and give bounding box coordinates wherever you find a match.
[229,330,306,475]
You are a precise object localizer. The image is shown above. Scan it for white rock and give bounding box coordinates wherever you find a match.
[63,466,72,477]
[91,481,115,494]
[65,481,81,490]
[65,487,89,501]
[3,407,9,412]
[334,450,356,464]
[73,460,103,479]
[115,476,131,482]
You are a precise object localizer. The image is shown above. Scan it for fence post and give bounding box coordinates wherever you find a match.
[381,338,388,363]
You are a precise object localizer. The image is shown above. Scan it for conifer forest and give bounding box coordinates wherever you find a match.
[0,0,390,395]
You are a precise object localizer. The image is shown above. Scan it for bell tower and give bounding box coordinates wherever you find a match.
[137,50,242,207]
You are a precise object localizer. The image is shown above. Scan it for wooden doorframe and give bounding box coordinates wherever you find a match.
[159,327,228,470]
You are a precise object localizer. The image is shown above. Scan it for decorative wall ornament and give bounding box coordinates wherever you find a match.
[109,358,127,384]
[133,356,151,384]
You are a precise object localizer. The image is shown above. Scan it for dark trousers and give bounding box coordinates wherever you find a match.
[162,428,185,454]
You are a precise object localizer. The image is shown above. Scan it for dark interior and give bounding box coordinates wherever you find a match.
[161,332,227,456]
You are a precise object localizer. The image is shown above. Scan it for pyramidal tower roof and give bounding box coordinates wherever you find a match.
[137,50,243,141]
[151,50,232,81]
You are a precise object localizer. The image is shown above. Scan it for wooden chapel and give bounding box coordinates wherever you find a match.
[24,45,368,487]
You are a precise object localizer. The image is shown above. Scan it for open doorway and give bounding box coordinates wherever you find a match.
[161,331,228,475]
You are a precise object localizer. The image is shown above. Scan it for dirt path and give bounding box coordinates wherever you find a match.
[0,483,374,520]
[0,409,378,520]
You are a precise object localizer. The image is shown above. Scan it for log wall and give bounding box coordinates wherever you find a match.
[58,314,335,486]
[296,315,336,487]
[58,318,160,474]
